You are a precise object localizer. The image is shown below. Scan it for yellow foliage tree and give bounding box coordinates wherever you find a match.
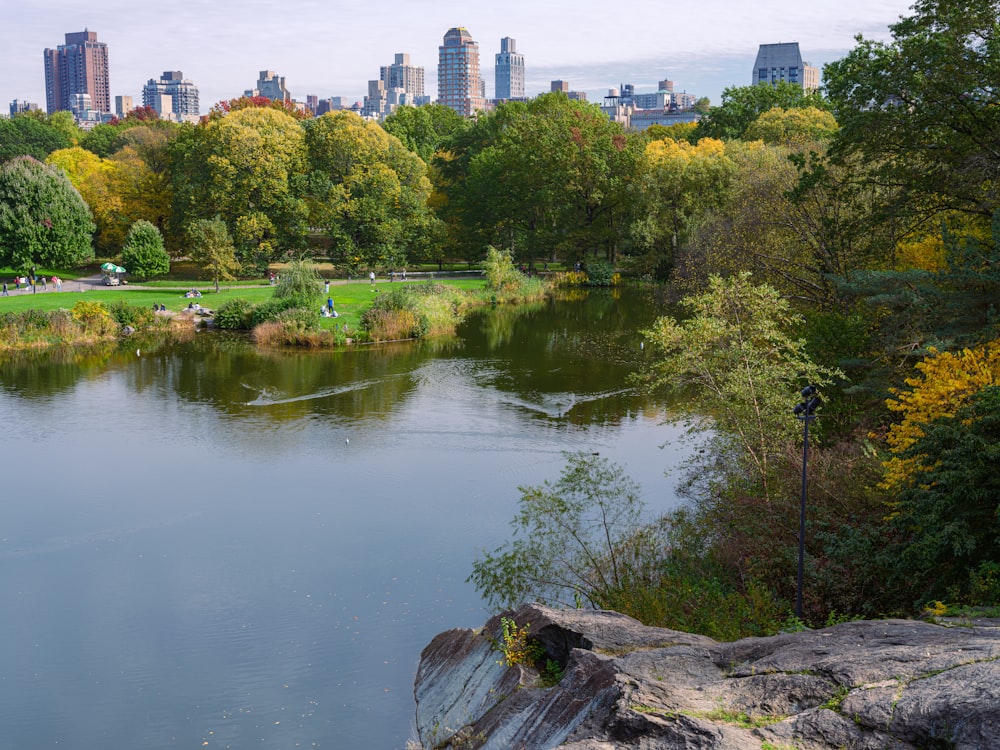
[743,106,838,148]
[47,146,126,254]
[882,340,1000,491]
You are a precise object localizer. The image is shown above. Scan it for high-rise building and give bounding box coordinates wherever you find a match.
[752,43,820,92]
[245,71,291,102]
[142,71,200,118]
[9,100,41,116]
[43,30,110,115]
[115,95,133,118]
[551,80,570,94]
[438,27,485,116]
[495,37,525,101]
[380,53,426,101]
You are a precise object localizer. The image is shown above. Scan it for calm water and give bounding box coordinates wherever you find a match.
[0,290,687,749]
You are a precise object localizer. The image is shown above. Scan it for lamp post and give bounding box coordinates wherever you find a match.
[793,385,821,620]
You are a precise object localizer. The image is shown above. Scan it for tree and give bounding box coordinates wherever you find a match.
[891,386,1000,603]
[743,106,838,148]
[304,111,434,271]
[187,217,240,293]
[629,137,735,279]
[0,156,94,271]
[170,107,309,272]
[695,82,828,141]
[47,146,125,255]
[121,220,169,280]
[642,272,840,502]
[825,0,1000,222]
[469,452,656,609]
[273,258,322,308]
[0,115,73,162]
[881,340,1000,492]
[382,103,468,162]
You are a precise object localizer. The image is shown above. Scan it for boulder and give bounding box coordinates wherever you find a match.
[413,604,1000,749]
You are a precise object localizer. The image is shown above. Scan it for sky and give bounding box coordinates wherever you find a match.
[3,0,917,115]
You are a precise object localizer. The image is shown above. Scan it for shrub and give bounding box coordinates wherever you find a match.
[108,299,155,329]
[250,297,298,327]
[214,298,256,330]
[584,259,617,286]
[71,300,116,336]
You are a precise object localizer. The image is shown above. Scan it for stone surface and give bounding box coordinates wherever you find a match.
[413,604,1000,749]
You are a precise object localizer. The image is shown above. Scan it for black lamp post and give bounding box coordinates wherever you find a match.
[793,385,821,620]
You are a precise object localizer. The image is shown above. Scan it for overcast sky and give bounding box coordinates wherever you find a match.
[3,0,916,115]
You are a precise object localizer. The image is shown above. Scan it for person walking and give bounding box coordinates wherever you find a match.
[369,270,375,286]
[324,279,330,294]
[2,281,7,296]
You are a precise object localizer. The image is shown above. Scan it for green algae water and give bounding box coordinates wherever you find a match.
[0,289,689,748]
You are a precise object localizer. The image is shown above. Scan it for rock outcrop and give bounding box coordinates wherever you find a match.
[413,604,1000,749]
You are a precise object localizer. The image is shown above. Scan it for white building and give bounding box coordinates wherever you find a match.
[495,37,525,100]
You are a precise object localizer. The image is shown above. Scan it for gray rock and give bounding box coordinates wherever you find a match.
[413,604,1000,750]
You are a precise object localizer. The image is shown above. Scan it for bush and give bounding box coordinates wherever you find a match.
[71,300,116,336]
[214,298,256,330]
[250,297,298,327]
[583,259,617,287]
[108,299,156,329]
[273,259,322,308]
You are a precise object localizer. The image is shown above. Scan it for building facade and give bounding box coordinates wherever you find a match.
[142,71,200,118]
[438,27,485,116]
[380,53,425,100]
[752,43,819,92]
[43,30,110,115]
[245,70,291,102]
[495,37,525,100]
[9,100,41,116]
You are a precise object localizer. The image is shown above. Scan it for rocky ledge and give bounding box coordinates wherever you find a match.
[413,603,1000,749]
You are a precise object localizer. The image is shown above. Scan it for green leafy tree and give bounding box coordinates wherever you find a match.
[121,219,170,280]
[0,156,94,271]
[469,452,655,609]
[824,0,1000,222]
[305,111,435,272]
[642,272,840,502]
[0,114,73,162]
[440,94,641,265]
[891,386,1000,604]
[187,217,240,292]
[382,103,468,162]
[695,82,828,141]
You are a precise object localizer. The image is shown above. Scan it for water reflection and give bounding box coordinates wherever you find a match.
[0,289,683,749]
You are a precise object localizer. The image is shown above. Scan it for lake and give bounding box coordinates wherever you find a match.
[0,289,689,749]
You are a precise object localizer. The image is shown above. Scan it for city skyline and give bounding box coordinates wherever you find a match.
[4,0,915,116]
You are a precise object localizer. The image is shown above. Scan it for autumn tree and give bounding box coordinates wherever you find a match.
[121,220,170,280]
[187,217,240,292]
[47,146,125,254]
[695,82,828,141]
[0,157,94,270]
[170,107,309,272]
[743,106,838,148]
[630,137,734,279]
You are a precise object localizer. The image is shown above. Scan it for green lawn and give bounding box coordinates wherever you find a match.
[0,278,488,334]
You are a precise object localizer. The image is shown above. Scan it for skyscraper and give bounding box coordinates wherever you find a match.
[245,71,291,102]
[752,43,820,92]
[495,37,525,101]
[438,27,485,116]
[380,53,425,101]
[43,30,110,115]
[142,71,200,119]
